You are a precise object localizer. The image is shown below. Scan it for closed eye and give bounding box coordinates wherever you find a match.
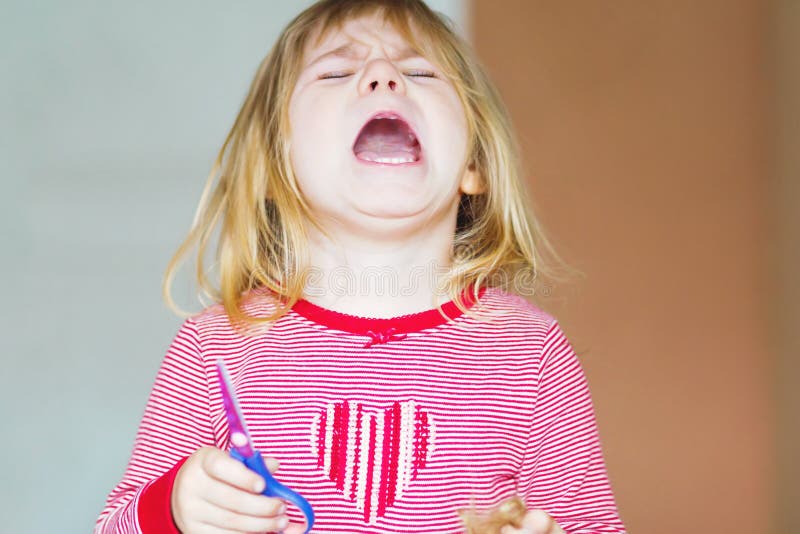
[404,70,437,78]
[318,71,353,80]
[317,70,437,80]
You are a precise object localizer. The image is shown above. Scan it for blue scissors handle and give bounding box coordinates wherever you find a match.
[230,449,315,533]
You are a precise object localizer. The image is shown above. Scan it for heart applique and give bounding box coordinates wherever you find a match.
[310,400,435,523]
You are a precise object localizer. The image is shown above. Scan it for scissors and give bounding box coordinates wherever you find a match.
[215,360,315,533]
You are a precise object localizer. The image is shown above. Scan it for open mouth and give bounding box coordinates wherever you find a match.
[352,113,421,165]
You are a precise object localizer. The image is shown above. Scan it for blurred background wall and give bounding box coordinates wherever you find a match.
[774,1,799,532]
[1,1,794,533]
[0,2,466,532]
[472,0,794,532]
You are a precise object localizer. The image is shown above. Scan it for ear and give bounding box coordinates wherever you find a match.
[459,163,486,195]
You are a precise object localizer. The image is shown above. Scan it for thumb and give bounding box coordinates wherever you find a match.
[263,455,280,473]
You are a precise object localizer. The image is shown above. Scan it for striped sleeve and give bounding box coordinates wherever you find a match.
[518,320,625,533]
[94,319,214,533]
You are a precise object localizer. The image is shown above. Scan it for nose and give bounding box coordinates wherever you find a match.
[358,58,406,95]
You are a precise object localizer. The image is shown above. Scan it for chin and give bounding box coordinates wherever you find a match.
[355,201,428,220]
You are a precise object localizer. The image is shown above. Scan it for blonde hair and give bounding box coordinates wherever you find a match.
[164,0,575,329]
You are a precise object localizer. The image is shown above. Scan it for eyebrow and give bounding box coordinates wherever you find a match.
[305,43,362,68]
[304,42,423,69]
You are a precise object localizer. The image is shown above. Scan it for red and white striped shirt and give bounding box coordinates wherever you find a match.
[95,287,625,533]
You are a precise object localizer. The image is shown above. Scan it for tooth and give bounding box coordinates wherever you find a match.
[355,150,416,164]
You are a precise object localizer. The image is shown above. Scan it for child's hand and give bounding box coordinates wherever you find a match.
[499,510,566,534]
[171,446,293,534]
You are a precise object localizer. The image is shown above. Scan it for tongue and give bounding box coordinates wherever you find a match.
[353,118,421,162]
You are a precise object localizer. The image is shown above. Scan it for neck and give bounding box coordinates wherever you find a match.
[302,223,456,318]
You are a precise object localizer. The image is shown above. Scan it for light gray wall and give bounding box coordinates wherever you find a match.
[0,1,467,532]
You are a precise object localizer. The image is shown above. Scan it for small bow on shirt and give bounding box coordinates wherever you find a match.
[363,328,407,348]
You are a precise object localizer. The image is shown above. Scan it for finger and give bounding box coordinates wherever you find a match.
[284,519,309,534]
[522,510,564,534]
[500,510,558,534]
[202,482,285,517]
[198,502,289,533]
[188,526,240,534]
[263,455,280,473]
[202,449,267,493]
[520,509,559,534]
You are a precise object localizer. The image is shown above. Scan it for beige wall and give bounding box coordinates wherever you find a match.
[472,1,775,532]
[774,1,799,532]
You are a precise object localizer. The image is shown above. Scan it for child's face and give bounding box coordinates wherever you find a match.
[288,14,480,238]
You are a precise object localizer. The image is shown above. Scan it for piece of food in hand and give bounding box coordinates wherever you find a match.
[459,496,528,534]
